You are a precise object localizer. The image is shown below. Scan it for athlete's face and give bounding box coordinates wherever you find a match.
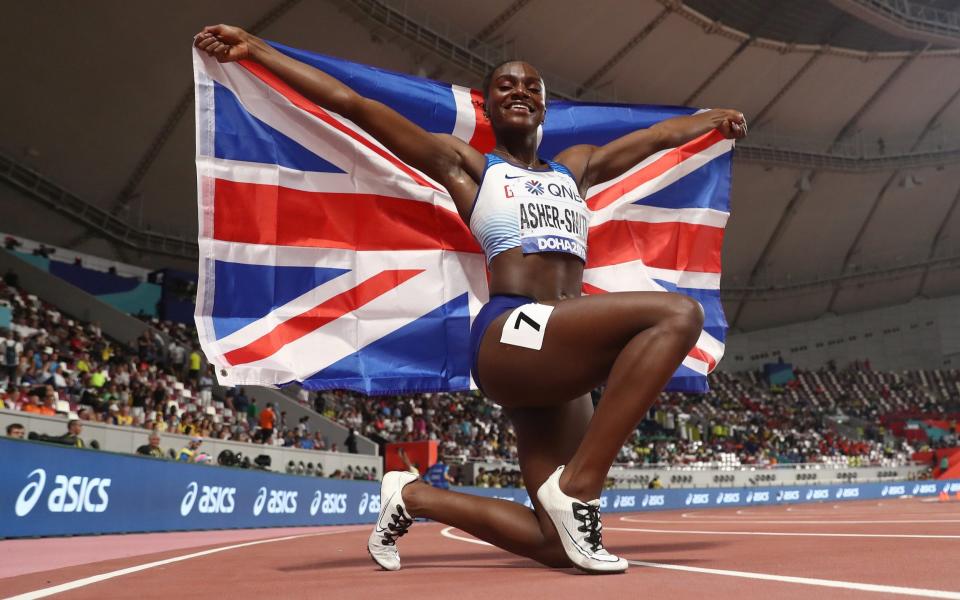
[486,62,545,133]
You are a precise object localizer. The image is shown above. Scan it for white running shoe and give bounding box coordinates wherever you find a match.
[367,470,419,571]
[536,466,628,574]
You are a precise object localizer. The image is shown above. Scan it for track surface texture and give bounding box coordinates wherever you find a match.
[2,498,958,599]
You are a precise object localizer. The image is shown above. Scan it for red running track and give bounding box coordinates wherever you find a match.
[2,498,959,599]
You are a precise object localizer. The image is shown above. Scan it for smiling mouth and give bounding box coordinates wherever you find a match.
[505,102,534,113]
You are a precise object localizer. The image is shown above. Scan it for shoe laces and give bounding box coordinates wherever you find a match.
[381,505,413,546]
[572,501,603,552]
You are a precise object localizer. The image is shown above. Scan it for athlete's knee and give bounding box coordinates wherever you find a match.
[662,294,704,344]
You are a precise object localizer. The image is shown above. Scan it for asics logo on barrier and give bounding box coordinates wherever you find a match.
[746,491,770,503]
[882,485,906,497]
[613,495,636,509]
[835,487,860,499]
[685,493,710,506]
[309,490,348,515]
[641,494,664,508]
[357,492,381,516]
[912,483,937,495]
[776,490,800,502]
[253,487,298,516]
[806,489,830,500]
[715,492,740,505]
[180,482,236,516]
[943,482,960,494]
[15,468,111,517]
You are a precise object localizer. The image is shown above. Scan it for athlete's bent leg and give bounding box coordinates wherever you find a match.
[398,397,595,569]
[476,291,704,501]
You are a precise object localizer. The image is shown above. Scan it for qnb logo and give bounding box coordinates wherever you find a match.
[881,485,906,497]
[15,469,111,517]
[805,488,830,501]
[613,495,636,509]
[715,492,741,505]
[685,493,710,506]
[776,490,800,502]
[357,493,381,516]
[180,482,236,516]
[524,180,544,196]
[309,491,348,516]
[835,487,860,499]
[641,494,664,508]
[253,487,298,516]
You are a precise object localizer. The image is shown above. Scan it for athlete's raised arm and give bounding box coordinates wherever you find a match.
[554,109,746,193]
[194,25,484,216]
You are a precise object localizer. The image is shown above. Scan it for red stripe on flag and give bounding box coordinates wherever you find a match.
[586,220,723,272]
[688,346,717,372]
[468,89,496,153]
[586,130,726,211]
[223,269,423,366]
[238,60,441,192]
[213,179,481,253]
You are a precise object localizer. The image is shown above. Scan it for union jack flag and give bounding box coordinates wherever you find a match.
[193,43,732,395]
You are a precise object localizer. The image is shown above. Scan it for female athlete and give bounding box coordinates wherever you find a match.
[195,25,746,574]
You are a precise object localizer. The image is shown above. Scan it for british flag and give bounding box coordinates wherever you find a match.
[193,42,732,395]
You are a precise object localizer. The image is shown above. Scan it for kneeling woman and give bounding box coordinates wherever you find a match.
[196,26,746,574]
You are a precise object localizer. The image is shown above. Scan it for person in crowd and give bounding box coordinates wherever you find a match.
[177,436,204,462]
[136,432,166,458]
[258,402,276,443]
[424,459,455,490]
[647,475,662,490]
[345,427,359,454]
[5,422,25,438]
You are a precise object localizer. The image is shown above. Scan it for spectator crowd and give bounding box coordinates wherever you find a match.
[3,263,959,482]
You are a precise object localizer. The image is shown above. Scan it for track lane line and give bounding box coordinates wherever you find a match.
[606,526,960,539]
[626,561,960,599]
[439,527,960,598]
[620,516,960,525]
[4,527,365,600]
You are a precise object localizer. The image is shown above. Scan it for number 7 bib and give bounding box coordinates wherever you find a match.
[500,303,556,350]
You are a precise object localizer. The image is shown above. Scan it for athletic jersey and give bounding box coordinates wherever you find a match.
[424,462,450,490]
[469,154,589,264]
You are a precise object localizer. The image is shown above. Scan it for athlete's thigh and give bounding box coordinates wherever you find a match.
[508,395,594,539]
[477,291,695,407]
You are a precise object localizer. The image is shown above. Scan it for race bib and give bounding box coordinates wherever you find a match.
[515,180,589,261]
[500,303,555,350]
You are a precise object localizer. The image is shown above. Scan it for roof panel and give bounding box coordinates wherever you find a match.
[761,171,890,279]
[721,164,801,281]
[604,13,741,105]
[854,56,960,145]
[736,289,833,330]
[757,55,905,145]
[695,45,811,119]
[831,275,924,314]
[854,165,960,265]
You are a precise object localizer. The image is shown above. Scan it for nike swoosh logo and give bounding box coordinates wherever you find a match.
[503,174,526,179]
[376,491,397,532]
[561,522,619,562]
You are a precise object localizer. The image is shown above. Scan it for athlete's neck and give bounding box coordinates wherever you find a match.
[493,131,541,168]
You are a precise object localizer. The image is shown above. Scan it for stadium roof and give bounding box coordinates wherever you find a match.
[2,0,959,331]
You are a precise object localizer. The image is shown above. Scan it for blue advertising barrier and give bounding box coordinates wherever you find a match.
[3,439,959,538]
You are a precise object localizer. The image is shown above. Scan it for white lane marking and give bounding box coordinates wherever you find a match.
[606,527,960,540]
[440,526,960,598]
[6,527,364,600]
[628,561,960,599]
[620,516,960,525]
[441,526,493,546]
